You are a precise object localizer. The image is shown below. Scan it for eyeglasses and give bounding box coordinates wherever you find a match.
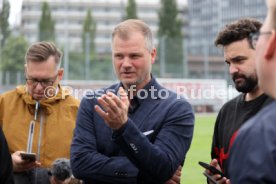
[26,74,58,88]
[249,31,272,49]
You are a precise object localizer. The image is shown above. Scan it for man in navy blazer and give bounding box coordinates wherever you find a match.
[70,19,194,184]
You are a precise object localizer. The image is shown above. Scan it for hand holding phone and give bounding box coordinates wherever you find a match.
[198,161,226,178]
[20,152,36,162]
[203,172,219,184]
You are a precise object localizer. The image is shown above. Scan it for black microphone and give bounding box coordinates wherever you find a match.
[50,158,72,181]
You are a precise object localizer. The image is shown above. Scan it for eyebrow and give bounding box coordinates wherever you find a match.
[26,75,56,81]
[113,53,123,56]
[228,56,247,62]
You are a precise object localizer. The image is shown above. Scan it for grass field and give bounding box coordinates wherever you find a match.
[181,114,217,184]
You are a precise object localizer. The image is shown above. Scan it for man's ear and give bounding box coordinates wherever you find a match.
[151,48,157,64]
[58,68,64,80]
[265,30,276,60]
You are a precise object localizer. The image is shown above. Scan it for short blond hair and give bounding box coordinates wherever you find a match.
[271,11,276,29]
[111,19,154,51]
[266,0,276,29]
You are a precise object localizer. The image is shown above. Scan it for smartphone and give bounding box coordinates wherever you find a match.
[20,152,36,162]
[198,161,226,178]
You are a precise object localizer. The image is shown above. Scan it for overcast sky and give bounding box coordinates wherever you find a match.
[8,0,23,25]
[8,0,187,26]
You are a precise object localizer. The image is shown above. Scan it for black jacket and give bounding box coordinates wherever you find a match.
[0,128,14,184]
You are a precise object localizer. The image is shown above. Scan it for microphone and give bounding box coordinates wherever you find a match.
[50,158,72,181]
[34,101,40,121]
[26,101,39,153]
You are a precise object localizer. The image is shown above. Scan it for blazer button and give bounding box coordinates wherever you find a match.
[130,143,139,153]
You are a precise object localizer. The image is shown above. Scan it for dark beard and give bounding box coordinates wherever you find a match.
[232,73,258,93]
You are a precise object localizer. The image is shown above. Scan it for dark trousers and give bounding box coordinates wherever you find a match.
[14,168,50,184]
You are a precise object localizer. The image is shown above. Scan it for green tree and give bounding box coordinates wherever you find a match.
[1,35,28,84]
[0,0,10,46]
[82,9,97,79]
[68,51,113,80]
[124,0,138,20]
[158,0,183,77]
[39,1,55,41]
[82,8,96,55]
[68,51,85,80]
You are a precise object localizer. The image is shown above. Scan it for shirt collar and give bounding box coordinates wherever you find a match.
[118,76,159,114]
[119,75,158,101]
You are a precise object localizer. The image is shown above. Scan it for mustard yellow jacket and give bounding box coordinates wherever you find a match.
[0,85,79,168]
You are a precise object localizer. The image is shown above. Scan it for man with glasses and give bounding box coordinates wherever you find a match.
[228,0,276,183]
[206,18,273,184]
[0,41,79,184]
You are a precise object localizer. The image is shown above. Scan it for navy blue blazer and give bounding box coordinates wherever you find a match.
[228,101,276,183]
[70,77,194,184]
